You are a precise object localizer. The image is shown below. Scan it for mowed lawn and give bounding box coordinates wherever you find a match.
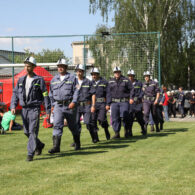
[0,116,195,195]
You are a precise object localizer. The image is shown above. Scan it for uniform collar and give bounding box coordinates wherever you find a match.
[57,72,70,80]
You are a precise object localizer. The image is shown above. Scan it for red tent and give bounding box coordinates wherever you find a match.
[0,66,53,109]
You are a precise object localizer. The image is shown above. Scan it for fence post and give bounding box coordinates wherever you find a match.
[158,32,161,86]
[11,37,15,89]
[83,35,86,76]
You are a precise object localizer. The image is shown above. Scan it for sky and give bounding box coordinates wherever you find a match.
[0,0,114,57]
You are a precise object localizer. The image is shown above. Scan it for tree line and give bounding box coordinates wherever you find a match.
[88,0,195,89]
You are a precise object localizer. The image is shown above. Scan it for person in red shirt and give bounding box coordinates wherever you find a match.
[162,87,169,121]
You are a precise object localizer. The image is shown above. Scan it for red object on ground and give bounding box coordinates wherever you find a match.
[0,66,53,110]
[42,117,53,128]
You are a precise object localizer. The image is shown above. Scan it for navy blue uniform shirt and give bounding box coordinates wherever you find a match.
[106,75,134,105]
[77,77,96,102]
[11,74,51,114]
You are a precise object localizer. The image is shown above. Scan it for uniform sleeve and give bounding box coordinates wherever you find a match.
[72,77,79,103]
[40,78,51,114]
[89,80,96,95]
[10,81,19,109]
[155,83,160,93]
[106,82,111,105]
[138,82,144,99]
[128,79,134,99]
[49,80,55,107]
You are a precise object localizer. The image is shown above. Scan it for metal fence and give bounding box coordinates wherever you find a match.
[0,32,160,86]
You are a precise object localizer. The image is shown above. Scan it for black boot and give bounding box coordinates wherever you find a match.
[111,131,120,139]
[26,155,33,162]
[48,136,61,154]
[128,129,133,137]
[94,131,100,142]
[124,129,129,138]
[35,141,45,155]
[104,127,110,140]
[73,134,81,150]
[156,124,160,132]
[89,130,98,143]
[150,125,155,132]
[160,123,163,130]
[141,125,147,135]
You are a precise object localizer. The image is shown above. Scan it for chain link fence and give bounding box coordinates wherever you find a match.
[0,32,160,105]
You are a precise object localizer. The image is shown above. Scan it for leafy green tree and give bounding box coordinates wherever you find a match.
[10,48,69,64]
[89,0,195,88]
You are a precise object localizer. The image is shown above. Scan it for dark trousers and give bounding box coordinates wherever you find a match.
[178,104,184,115]
[111,102,129,132]
[156,105,164,124]
[91,103,109,131]
[129,104,145,130]
[76,104,93,132]
[143,101,158,125]
[21,107,42,156]
[190,104,195,115]
[168,103,176,117]
[53,103,79,136]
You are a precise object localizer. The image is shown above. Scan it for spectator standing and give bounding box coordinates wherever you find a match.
[162,87,169,121]
[189,90,195,117]
[168,91,176,118]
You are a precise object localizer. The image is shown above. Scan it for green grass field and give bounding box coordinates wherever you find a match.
[0,116,195,195]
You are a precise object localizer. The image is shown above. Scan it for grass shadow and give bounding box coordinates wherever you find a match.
[82,143,130,150]
[0,132,15,135]
[163,128,188,133]
[35,150,107,161]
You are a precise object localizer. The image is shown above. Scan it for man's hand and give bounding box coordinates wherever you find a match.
[129,99,134,104]
[51,107,54,113]
[11,109,15,115]
[68,102,75,109]
[106,105,110,111]
[154,100,158,105]
[91,105,95,113]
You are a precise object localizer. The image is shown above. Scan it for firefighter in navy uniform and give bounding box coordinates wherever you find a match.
[48,59,80,153]
[91,67,110,140]
[142,71,160,133]
[74,64,98,144]
[11,56,51,161]
[154,79,164,130]
[127,70,146,136]
[106,67,134,138]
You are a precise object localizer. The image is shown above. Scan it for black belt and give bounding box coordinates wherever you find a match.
[79,101,91,106]
[112,98,129,103]
[133,97,142,104]
[56,100,71,106]
[143,96,155,101]
[96,98,106,103]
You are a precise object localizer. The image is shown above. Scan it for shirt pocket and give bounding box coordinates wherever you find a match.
[32,85,42,100]
[52,85,59,98]
[61,84,73,98]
